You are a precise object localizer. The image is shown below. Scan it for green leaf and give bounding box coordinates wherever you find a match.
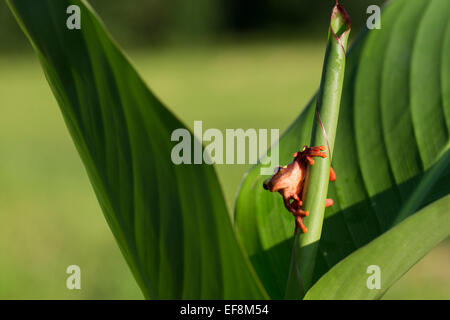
[235,0,450,299]
[285,2,351,298]
[7,0,268,299]
[304,194,450,300]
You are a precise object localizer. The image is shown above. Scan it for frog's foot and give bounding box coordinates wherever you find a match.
[304,148,337,182]
[307,146,327,158]
[295,216,307,235]
[330,167,336,181]
[297,145,327,166]
[292,209,309,235]
[292,208,308,217]
[325,198,334,207]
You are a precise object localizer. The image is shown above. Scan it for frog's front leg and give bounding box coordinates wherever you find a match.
[305,147,327,166]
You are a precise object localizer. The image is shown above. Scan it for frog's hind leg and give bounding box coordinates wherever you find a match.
[292,194,302,206]
[291,200,331,235]
[295,216,307,234]
[292,206,309,234]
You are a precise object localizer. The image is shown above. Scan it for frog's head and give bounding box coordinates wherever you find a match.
[263,165,289,192]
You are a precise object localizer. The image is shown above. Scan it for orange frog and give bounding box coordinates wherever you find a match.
[263,145,336,235]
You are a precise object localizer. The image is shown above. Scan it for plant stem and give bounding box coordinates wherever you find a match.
[285,2,351,299]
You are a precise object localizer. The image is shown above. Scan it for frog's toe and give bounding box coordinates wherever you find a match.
[295,217,307,235]
[329,167,336,181]
[310,145,326,152]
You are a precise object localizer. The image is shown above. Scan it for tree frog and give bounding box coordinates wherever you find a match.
[263,145,336,234]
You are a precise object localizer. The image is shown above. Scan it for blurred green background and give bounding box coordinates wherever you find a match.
[0,0,448,299]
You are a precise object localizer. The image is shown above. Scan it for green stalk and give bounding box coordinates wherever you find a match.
[285,2,351,299]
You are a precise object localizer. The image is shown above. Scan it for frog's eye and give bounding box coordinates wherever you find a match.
[274,166,282,174]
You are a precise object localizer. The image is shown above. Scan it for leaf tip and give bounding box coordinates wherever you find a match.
[331,1,352,37]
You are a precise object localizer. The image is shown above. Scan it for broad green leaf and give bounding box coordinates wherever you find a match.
[304,194,450,300]
[7,0,268,299]
[235,0,450,299]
